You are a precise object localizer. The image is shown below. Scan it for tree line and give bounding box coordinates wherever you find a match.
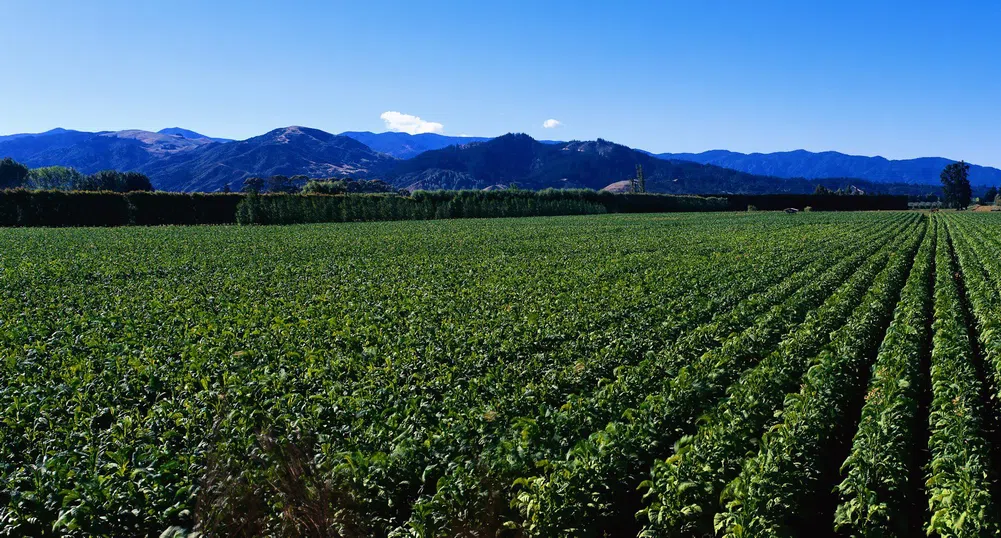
[0,159,153,192]
[239,175,401,195]
[234,189,732,225]
[0,157,405,196]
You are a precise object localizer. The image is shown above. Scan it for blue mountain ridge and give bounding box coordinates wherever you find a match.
[655,149,1001,186]
[0,127,995,192]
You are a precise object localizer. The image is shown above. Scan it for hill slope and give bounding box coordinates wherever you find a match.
[384,133,894,194]
[656,149,1001,186]
[0,129,216,173]
[0,127,394,191]
[144,127,395,191]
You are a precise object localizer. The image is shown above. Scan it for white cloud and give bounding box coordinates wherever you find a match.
[380,111,444,134]
[542,119,562,129]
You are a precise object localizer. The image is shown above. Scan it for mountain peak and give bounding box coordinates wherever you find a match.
[259,126,336,143]
[157,127,232,143]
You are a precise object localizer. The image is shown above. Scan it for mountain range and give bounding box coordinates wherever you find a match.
[385,134,797,193]
[142,127,394,192]
[0,126,992,194]
[654,149,1001,186]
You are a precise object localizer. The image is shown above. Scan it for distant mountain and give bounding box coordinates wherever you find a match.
[0,129,216,174]
[381,133,918,195]
[143,126,395,192]
[157,128,233,143]
[0,126,391,191]
[339,131,490,158]
[0,129,101,161]
[654,149,1001,186]
[0,128,83,142]
[0,126,974,194]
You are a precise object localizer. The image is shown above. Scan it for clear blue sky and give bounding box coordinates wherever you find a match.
[2,1,999,165]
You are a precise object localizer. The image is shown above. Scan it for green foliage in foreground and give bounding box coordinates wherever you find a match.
[3,212,1001,538]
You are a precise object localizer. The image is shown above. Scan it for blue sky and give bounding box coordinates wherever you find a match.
[2,1,999,165]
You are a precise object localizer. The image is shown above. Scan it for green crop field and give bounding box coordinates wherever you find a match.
[3,211,1001,537]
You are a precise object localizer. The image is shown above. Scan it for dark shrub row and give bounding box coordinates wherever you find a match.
[235,189,730,225]
[0,189,907,227]
[0,190,242,227]
[125,192,243,225]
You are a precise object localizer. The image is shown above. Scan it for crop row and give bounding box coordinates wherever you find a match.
[314,214,913,534]
[707,217,924,536]
[832,217,935,537]
[920,217,998,536]
[387,215,920,535]
[511,217,922,536]
[641,207,926,536]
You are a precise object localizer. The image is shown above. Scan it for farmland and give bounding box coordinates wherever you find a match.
[2,211,1001,537]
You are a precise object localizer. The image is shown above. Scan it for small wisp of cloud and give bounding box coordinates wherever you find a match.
[542,119,562,129]
[381,111,444,134]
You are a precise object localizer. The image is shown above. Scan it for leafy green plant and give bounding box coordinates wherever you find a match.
[920,217,998,536]
[6,211,1001,538]
[833,220,935,537]
[640,218,924,536]
[713,224,926,537]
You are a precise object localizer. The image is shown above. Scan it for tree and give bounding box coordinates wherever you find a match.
[301,178,397,195]
[983,186,998,205]
[0,157,30,190]
[940,161,972,209]
[636,165,645,193]
[121,172,154,192]
[80,170,121,191]
[241,177,265,194]
[79,170,153,192]
[302,180,347,195]
[26,166,84,190]
[357,179,395,193]
[222,183,232,193]
[814,184,832,195]
[266,175,298,193]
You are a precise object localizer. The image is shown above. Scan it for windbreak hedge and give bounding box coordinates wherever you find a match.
[0,190,242,227]
[0,190,131,227]
[235,190,729,225]
[0,188,907,227]
[125,192,243,225]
